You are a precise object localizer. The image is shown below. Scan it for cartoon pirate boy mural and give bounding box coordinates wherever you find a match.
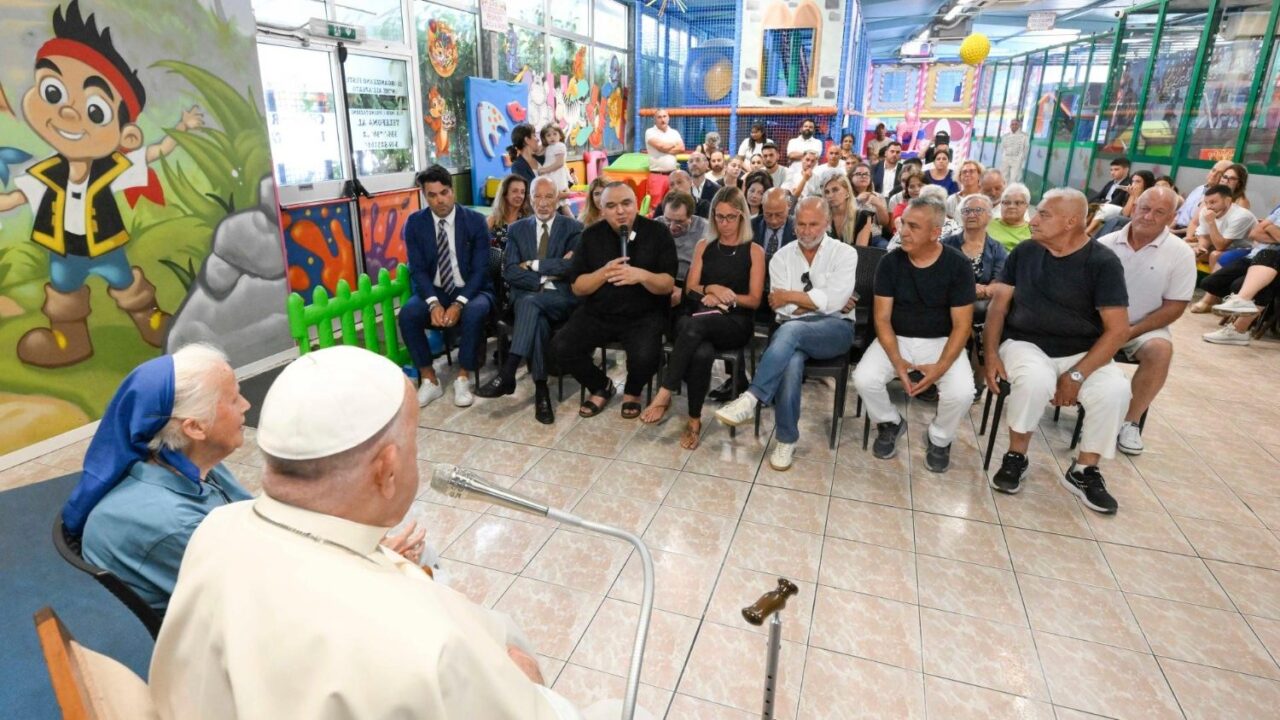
[0,1,203,368]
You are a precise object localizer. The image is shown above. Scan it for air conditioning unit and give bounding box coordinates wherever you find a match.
[900,41,933,58]
[932,17,975,41]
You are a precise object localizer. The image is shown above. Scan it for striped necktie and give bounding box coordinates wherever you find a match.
[437,218,456,294]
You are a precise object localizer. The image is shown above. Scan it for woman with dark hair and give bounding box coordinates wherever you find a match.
[486,174,532,248]
[1223,163,1251,209]
[743,169,773,220]
[737,122,770,159]
[506,123,541,182]
[924,150,959,194]
[1086,169,1154,237]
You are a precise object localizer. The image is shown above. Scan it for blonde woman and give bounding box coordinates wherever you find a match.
[945,160,985,219]
[823,173,871,246]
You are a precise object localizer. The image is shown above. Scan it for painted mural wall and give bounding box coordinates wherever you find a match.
[738,0,846,107]
[0,0,291,454]
[866,61,977,159]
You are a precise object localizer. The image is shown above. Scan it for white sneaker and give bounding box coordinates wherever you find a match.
[1117,421,1144,456]
[714,392,758,427]
[769,441,795,471]
[1203,326,1252,346]
[1212,295,1261,316]
[417,378,444,406]
[453,377,475,407]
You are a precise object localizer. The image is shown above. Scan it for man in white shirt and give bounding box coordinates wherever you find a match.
[1194,184,1258,269]
[998,119,1030,182]
[782,150,822,199]
[715,197,858,471]
[1096,187,1195,455]
[1173,160,1231,237]
[786,118,824,163]
[707,149,726,184]
[644,108,684,173]
[151,346,603,719]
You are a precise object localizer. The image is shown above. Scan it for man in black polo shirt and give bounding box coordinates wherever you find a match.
[551,182,678,419]
[853,195,976,473]
[983,188,1131,514]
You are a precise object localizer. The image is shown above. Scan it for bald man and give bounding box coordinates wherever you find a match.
[984,188,1131,514]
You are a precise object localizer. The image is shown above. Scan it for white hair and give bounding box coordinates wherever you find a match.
[918,185,948,203]
[960,193,993,211]
[1041,187,1089,223]
[529,175,557,194]
[1001,182,1031,203]
[150,343,230,452]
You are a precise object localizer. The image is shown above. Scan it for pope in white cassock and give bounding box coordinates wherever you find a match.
[150,346,610,719]
[998,118,1030,183]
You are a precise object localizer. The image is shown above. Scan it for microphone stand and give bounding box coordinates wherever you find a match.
[433,467,654,720]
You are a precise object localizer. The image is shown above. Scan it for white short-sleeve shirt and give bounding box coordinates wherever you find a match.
[1098,226,1197,324]
[645,126,683,173]
[1195,203,1257,241]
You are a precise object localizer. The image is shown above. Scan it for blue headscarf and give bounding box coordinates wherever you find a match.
[62,354,203,535]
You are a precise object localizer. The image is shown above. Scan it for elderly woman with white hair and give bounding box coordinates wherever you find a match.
[66,345,430,613]
[988,182,1033,250]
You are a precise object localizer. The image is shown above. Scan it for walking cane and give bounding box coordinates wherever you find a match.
[742,578,799,720]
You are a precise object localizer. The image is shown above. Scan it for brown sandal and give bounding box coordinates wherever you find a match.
[680,419,702,450]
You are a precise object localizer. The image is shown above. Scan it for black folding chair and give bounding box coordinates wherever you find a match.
[52,514,163,639]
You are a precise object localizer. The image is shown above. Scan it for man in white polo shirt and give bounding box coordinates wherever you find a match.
[644,108,684,174]
[1096,186,1196,456]
[785,118,824,163]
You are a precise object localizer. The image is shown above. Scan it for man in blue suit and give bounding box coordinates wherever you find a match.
[475,177,583,424]
[399,165,494,408]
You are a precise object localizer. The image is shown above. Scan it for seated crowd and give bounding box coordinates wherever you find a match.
[60,115,1277,718]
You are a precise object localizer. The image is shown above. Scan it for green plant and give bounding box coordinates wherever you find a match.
[159,256,199,290]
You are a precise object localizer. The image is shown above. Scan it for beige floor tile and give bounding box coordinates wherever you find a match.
[819,535,917,604]
[911,475,1000,523]
[486,477,588,528]
[831,462,912,509]
[569,491,660,538]
[1083,507,1195,555]
[643,506,738,561]
[493,577,602,660]
[1240,491,1280,531]
[664,694,755,719]
[826,498,915,551]
[35,438,90,471]
[1207,561,1280,619]
[755,456,834,495]
[1159,656,1280,720]
[1176,516,1280,570]
[0,461,68,491]
[521,449,612,488]
[916,553,1027,626]
[1101,543,1233,610]
[913,511,1011,569]
[741,484,830,535]
[459,439,548,478]
[1017,574,1148,652]
[616,425,695,470]
[680,428,767,482]
[609,547,722,619]
[924,675,1055,720]
[810,585,921,671]
[1034,632,1182,720]
[399,500,478,551]
[569,597,699,690]
[663,472,752,518]
[678,621,805,719]
[797,647,926,720]
[994,490,1094,539]
[555,420,638,458]
[442,515,553,574]
[703,565,816,644]
[550,663,672,718]
[1247,614,1280,666]
[590,460,679,504]
[523,530,632,595]
[725,520,824,582]
[1051,708,1113,720]
[920,607,1048,700]
[1149,478,1264,528]
[439,560,515,608]
[1126,594,1280,680]
[1004,528,1116,589]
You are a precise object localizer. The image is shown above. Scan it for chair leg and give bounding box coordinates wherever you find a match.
[1069,406,1085,450]
[754,404,761,438]
[983,391,1007,471]
[830,371,848,451]
[1053,405,1061,423]
[558,374,565,403]
[862,413,871,450]
[855,395,862,419]
[979,387,993,435]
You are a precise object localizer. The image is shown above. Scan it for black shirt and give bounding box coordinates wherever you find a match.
[569,215,678,319]
[999,239,1128,357]
[874,245,976,338]
[511,156,535,182]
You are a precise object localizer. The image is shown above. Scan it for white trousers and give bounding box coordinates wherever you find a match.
[853,336,976,446]
[999,155,1026,183]
[997,339,1130,459]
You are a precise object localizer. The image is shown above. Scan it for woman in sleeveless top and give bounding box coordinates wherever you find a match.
[640,186,766,450]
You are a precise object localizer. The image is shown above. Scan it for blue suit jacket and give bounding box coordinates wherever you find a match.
[404,205,492,305]
[503,214,584,298]
[751,215,796,254]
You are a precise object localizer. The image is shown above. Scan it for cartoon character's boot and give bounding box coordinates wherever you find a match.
[109,267,170,348]
[17,284,94,368]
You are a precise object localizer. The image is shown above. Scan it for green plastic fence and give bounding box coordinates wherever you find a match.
[286,266,412,366]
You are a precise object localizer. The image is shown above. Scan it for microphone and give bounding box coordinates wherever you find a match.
[618,223,630,262]
[431,465,549,517]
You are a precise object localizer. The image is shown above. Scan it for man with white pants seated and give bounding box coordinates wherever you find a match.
[854,195,976,473]
[1096,186,1195,455]
[983,188,1132,514]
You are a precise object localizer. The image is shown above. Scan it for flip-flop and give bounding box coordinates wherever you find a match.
[620,401,643,420]
[579,382,616,418]
[680,419,702,450]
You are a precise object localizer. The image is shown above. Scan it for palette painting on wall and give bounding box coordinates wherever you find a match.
[0,0,291,454]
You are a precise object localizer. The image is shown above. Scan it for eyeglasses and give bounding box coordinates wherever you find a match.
[960,207,989,216]
[852,171,871,177]
[1223,174,1239,182]
[713,212,742,223]
[801,272,813,292]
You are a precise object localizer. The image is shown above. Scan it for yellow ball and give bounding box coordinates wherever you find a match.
[704,60,733,102]
[959,33,991,66]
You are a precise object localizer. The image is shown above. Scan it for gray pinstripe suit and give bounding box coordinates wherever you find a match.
[502,214,584,380]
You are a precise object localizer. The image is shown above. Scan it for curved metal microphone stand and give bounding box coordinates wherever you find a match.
[433,466,654,720]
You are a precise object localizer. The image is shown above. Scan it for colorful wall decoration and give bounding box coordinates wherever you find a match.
[0,0,291,455]
[465,78,529,205]
[280,199,358,303]
[416,2,480,171]
[866,61,978,159]
[738,0,846,107]
[358,189,418,277]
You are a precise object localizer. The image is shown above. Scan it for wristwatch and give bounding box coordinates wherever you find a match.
[1067,369,1085,384]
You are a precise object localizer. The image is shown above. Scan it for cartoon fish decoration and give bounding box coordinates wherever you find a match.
[0,147,33,186]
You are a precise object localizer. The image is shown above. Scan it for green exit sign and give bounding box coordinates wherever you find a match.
[307,18,364,42]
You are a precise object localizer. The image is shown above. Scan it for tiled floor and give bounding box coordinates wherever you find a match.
[6,310,1280,718]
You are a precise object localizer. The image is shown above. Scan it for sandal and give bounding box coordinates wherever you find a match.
[620,401,643,420]
[680,419,702,450]
[579,381,616,418]
[639,399,671,424]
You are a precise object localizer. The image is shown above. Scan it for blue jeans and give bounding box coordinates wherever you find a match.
[749,315,855,444]
[399,291,493,371]
[49,247,134,292]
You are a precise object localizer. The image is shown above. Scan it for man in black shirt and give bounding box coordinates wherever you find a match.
[853,196,976,472]
[550,182,678,419]
[983,188,1131,514]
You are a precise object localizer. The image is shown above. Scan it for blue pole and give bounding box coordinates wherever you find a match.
[729,0,743,152]
[834,0,856,142]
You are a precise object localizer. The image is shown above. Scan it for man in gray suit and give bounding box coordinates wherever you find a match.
[475,176,583,424]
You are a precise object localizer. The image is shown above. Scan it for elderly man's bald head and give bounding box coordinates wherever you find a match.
[762,187,790,230]
[1129,185,1179,236]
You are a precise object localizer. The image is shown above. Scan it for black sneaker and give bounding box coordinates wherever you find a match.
[1062,461,1119,514]
[990,451,1028,494]
[708,377,736,402]
[872,418,907,459]
[924,431,951,473]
